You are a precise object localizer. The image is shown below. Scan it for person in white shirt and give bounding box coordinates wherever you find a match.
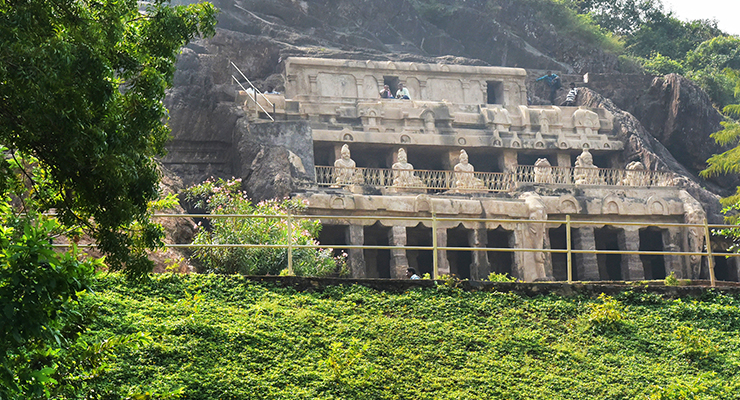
[396,83,410,99]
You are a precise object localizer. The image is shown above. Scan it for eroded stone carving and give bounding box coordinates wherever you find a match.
[519,192,549,281]
[621,161,646,186]
[573,107,600,136]
[680,190,706,278]
[574,149,601,185]
[333,144,360,186]
[392,148,423,188]
[534,158,553,184]
[453,149,485,191]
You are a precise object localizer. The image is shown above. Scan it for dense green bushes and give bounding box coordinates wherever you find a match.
[82,275,740,399]
[184,178,347,277]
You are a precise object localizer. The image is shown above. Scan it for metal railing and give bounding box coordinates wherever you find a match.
[231,61,274,122]
[57,213,740,287]
[316,165,675,191]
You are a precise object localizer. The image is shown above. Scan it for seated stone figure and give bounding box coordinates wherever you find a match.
[533,157,553,184]
[453,149,485,191]
[333,144,361,186]
[621,160,646,186]
[392,148,423,188]
[574,148,601,185]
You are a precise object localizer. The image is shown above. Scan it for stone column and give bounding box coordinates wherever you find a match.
[346,225,366,278]
[468,228,490,281]
[388,226,408,279]
[436,227,451,276]
[499,149,518,173]
[556,152,571,168]
[573,227,600,281]
[618,228,644,280]
[662,227,685,279]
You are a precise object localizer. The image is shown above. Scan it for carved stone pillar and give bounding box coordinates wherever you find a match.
[468,228,490,281]
[663,228,685,279]
[618,228,644,280]
[436,228,451,276]
[499,149,518,173]
[574,227,600,281]
[346,225,366,278]
[557,152,571,168]
[388,226,408,279]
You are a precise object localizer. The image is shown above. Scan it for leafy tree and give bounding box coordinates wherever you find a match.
[626,15,722,60]
[185,178,348,277]
[1,0,216,398]
[0,0,216,279]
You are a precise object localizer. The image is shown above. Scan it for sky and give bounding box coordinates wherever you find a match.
[661,0,740,36]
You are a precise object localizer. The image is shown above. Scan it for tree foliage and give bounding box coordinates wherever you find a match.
[1,0,216,398]
[184,178,348,277]
[0,0,216,279]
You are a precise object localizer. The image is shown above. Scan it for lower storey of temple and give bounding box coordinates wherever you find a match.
[299,187,733,282]
[317,221,739,282]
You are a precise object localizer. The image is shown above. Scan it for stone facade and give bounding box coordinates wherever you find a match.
[241,57,710,282]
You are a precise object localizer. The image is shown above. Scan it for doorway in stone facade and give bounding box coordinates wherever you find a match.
[447,224,472,279]
[488,227,513,277]
[407,223,433,278]
[639,227,666,279]
[595,226,622,280]
[363,222,391,278]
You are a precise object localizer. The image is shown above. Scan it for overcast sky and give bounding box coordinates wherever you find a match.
[661,0,740,36]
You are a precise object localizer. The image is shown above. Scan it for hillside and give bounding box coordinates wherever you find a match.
[84,275,740,399]
[162,0,736,219]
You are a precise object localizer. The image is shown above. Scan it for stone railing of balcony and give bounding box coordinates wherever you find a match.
[315,165,675,192]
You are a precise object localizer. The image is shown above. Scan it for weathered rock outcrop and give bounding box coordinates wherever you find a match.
[162,0,732,219]
[577,88,723,222]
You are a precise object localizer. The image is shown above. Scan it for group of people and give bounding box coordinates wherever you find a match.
[536,71,579,106]
[379,83,411,100]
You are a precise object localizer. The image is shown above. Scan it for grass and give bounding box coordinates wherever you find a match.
[84,274,740,399]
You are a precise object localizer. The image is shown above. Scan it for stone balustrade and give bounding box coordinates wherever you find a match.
[315,165,675,191]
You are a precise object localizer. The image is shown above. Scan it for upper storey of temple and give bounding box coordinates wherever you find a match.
[283,57,529,105]
[244,57,619,153]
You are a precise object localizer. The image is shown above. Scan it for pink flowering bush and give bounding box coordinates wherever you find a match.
[184,178,347,276]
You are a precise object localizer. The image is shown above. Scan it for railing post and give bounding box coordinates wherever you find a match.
[566,215,572,283]
[287,210,294,275]
[704,218,715,287]
[432,212,438,279]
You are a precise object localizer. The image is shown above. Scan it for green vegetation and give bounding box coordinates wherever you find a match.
[183,178,347,277]
[81,274,740,399]
[1,1,216,398]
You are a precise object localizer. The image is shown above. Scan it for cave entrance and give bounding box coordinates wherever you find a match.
[595,226,622,281]
[384,76,400,95]
[549,225,573,281]
[487,81,504,105]
[488,227,514,277]
[447,224,472,279]
[363,222,390,278]
[318,225,348,260]
[407,223,433,278]
[639,227,666,280]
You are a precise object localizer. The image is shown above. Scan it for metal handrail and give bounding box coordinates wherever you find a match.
[58,213,738,287]
[315,165,676,190]
[231,61,274,122]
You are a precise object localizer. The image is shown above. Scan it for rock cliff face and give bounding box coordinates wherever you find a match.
[163,0,731,219]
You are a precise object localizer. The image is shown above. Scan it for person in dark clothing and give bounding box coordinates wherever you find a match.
[536,71,561,104]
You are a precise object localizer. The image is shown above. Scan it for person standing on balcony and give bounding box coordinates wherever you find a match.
[396,82,411,100]
[536,71,561,104]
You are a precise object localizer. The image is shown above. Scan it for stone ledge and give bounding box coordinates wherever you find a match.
[241,276,740,297]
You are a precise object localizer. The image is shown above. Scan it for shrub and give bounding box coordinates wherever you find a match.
[487,272,517,282]
[184,178,347,277]
[674,326,717,362]
[586,293,625,333]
